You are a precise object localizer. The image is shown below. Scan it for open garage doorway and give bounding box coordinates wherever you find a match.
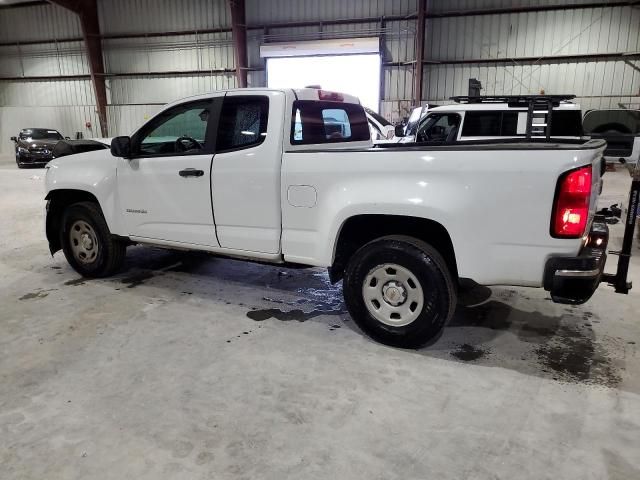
[261,38,381,112]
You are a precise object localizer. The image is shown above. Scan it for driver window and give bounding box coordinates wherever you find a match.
[138,100,211,156]
[417,114,460,143]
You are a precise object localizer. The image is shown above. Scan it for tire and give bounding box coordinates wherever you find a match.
[343,235,457,349]
[61,201,126,278]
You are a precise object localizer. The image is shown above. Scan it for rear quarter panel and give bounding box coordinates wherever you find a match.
[281,144,604,286]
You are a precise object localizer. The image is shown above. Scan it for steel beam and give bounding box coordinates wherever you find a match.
[228,0,248,88]
[0,1,48,9]
[49,0,108,137]
[414,0,426,105]
[381,51,640,67]
[8,1,637,46]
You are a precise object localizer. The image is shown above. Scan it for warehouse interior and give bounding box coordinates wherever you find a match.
[1,1,640,479]
[1,0,639,146]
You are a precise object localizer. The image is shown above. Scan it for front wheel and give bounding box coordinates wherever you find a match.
[343,236,457,348]
[61,201,126,277]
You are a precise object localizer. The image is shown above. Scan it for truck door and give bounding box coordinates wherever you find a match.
[210,91,285,254]
[117,96,221,246]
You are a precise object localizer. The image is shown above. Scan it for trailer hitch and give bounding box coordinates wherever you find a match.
[601,163,640,294]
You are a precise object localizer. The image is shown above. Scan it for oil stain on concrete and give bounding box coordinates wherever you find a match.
[247,307,344,322]
[534,322,622,387]
[121,271,156,288]
[19,288,56,300]
[450,343,489,361]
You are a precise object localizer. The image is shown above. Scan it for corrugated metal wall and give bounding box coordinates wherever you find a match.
[0,3,96,154]
[97,0,237,136]
[1,0,639,154]
[423,4,640,112]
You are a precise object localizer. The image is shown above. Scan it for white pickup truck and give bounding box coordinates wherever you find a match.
[44,88,609,348]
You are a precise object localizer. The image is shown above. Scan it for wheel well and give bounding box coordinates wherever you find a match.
[45,189,100,254]
[329,214,458,284]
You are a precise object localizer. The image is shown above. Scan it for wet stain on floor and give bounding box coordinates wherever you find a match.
[19,288,56,301]
[121,271,156,288]
[64,277,86,286]
[53,247,624,390]
[247,308,343,322]
[440,288,624,387]
[450,344,488,361]
[19,291,48,301]
[534,323,621,387]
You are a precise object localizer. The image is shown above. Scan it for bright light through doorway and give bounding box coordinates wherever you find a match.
[266,54,381,112]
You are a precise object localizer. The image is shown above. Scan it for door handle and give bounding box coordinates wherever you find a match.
[179,168,204,178]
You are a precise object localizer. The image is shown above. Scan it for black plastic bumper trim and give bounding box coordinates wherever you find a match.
[543,220,609,304]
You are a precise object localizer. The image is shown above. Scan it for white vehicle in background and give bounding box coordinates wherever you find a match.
[364,107,397,143]
[583,109,640,166]
[397,104,433,143]
[44,88,609,348]
[397,96,583,144]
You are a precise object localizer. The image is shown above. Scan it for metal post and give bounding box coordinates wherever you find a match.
[49,0,109,137]
[228,0,248,88]
[414,0,426,106]
[379,17,386,114]
[608,171,639,293]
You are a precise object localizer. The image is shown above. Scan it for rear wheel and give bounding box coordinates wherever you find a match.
[61,202,126,277]
[343,235,456,348]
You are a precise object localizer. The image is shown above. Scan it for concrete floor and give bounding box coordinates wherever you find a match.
[1,155,639,480]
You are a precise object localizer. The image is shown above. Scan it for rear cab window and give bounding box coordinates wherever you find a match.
[291,101,369,145]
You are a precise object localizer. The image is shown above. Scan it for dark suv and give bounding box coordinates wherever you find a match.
[11,128,66,168]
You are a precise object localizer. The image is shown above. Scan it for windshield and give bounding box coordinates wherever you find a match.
[19,129,63,141]
[583,109,640,135]
[405,107,426,136]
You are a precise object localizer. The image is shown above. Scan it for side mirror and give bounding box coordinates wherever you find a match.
[111,136,131,158]
[394,124,405,138]
[65,136,70,140]
[10,136,17,142]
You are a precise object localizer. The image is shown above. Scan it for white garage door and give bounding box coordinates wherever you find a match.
[261,38,381,112]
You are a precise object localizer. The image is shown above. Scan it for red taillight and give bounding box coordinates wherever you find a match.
[318,90,344,102]
[552,165,592,238]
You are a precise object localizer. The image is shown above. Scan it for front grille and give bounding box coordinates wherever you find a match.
[29,148,52,158]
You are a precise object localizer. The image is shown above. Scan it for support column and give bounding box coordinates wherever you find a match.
[228,0,248,88]
[49,0,108,137]
[414,0,426,106]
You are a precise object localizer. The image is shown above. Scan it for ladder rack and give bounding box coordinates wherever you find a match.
[450,95,577,140]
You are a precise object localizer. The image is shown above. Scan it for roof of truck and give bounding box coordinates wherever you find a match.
[293,88,361,104]
[429,102,580,112]
[158,88,361,114]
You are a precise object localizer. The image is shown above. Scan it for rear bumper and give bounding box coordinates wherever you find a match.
[543,220,608,304]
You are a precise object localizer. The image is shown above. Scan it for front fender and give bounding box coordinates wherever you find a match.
[45,150,122,234]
